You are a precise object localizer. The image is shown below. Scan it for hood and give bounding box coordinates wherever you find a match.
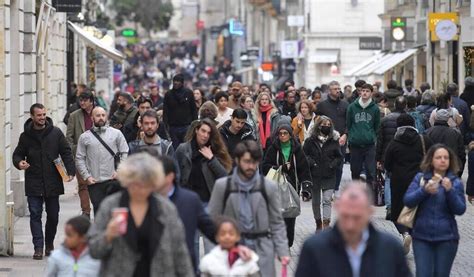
[220,120,253,140]
[354,98,376,109]
[393,126,419,144]
[384,89,402,99]
[24,117,54,136]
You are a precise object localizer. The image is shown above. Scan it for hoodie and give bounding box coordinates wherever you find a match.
[219,120,256,156]
[346,98,380,147]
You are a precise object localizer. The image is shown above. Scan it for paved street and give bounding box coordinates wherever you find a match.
[1,165,474,276]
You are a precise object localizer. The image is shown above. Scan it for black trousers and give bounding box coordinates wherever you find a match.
[88,180,121,215]
[284,217,296,247]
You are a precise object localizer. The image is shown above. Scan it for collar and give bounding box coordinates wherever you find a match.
[139,135,161,146]
[168,186,176,198]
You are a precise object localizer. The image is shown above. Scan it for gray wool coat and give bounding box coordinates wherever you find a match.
[208,175,289,277]
[87,192,194,277]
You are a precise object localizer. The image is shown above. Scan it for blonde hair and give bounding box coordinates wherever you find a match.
[117,153,165,190]
[254,91,278,121]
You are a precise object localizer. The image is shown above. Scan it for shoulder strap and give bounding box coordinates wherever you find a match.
[222,175,269,213]
[222,176,232,213]
[419,134,426,156]
[259,175,268,204]
[90,129,116,158]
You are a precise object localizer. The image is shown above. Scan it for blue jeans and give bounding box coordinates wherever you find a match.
[413,239,458,277]
[349,145,376,185]
[27,196,60,250]
[169,125,190,149]
[385,172,391,209]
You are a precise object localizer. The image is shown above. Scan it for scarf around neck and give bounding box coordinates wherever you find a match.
[358,98,372,109]
[259,104,273,148]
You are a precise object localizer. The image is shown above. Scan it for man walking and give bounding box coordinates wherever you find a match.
[295,182,411,277]
[219,108,256,157]
[128,110,174,156]
[76,107,129,214]
[346,83,380,186]
[13,103,75,260]
[208,140,289,277]
[66,91,95,218]
[109,92,138,131]
[228,81,243,109]
[163,74,198,149]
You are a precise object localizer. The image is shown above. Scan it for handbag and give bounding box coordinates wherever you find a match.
[397,136,426,228]
[266,152,301,218]
[373,169,385,207]
[90,129,122,170]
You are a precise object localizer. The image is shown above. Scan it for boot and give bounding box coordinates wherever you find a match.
[322,219,331,229]
[315,219,322,233]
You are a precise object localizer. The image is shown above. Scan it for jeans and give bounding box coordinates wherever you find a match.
[312,187,334,220]
[350,145,376,185]
[169,125,190,149]
[413,239,458,277]
[27,196,60,250]
[284,217,296,247]
[385,172,391,209]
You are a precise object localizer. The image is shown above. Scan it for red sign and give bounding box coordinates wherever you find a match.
[196,20,205,31]
[261,62,273,72]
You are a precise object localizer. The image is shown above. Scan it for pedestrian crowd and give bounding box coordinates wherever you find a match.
[13,73,474,277]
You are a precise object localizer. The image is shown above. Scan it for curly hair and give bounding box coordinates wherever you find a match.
[185,118,233,172]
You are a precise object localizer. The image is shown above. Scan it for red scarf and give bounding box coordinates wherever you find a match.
[228,247,240,268]
[71,244,87,261]
[259,104,273,148]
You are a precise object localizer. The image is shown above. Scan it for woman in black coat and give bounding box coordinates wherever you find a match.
[262,123,312,248]
[303,116,342,232]
[384,114,432,252]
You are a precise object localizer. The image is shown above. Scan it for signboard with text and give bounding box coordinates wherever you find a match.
[359,37,382,50]
[52,0,82,13]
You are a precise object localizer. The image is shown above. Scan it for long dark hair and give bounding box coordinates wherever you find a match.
[185,118,232,172]
[419,144,460,174]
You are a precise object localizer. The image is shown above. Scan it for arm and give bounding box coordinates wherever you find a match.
[170,210,194,277]
[375,121,384,162]
[445,178,467,215]
[207,157,229,177]
[58,130,75,176]
[384,142,395,172]
[457,134,466,167]
[346,106,353,138]
[117,132,129,160]
[75,135,92,180]
[195,197,217,244]
[163,94,169,127]
[266,182,290,257]
[65,116,76,152]
[207,180,225,218]
[373,107,381,134]
[328,143,343,169]
[189,90,198,120]
[295,240,319,277]
[12,134,27,169]
[45,255,59,277]
[403,173,429,208]
[261,146,277,175]
[393,239,413,277]
[87,198,114,259]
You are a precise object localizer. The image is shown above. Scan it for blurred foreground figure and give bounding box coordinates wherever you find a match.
[296,182,411,277]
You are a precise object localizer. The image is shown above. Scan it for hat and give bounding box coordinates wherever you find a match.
[276,116,293,134]
[466,76,474,87]
[435,109,450,122]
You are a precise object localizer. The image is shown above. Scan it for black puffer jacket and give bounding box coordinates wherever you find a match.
[384,89,403,112]
[376,111,404,163]
[262,138,312,194]
[12,118,75,197]
[303,133,342,190]
[219,120,256,157]
[426,122,466,168]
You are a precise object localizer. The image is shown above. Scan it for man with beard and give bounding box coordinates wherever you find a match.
[109,92,138,131]
[123,97,153,143]
[219,108,256,158]
[63,84,88,125]
[66,91,95,218]
[128,110,174,156]
[280,86,298,119]
[13,103,75,260]
[208,140,290,277]
[228,81,243,109]
[76,107,129,215]
[163,74,198,149]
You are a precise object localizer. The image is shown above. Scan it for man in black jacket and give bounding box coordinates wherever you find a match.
[163,74,198,149]
[219,109,256,157]
[13,103,75,260]
[296,182,412,277]
[279,86,298,119]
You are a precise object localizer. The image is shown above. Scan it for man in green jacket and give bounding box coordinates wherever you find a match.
[346,83,380,186]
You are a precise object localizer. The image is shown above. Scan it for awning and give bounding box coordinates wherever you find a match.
[235,66,255,75]
[308,49,339,64]
[347,48,418,77]
[67,21,125,63]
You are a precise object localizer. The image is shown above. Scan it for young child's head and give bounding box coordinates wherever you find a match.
[215,216,241,250]
[64,216,91,250]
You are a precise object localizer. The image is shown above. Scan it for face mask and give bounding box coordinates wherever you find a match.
[320,126,331,136]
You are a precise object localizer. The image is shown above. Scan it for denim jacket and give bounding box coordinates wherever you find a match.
[403,171,466,242]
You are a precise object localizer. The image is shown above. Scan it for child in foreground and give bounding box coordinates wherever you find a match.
[46,215,100,277]
[199,216,260,277]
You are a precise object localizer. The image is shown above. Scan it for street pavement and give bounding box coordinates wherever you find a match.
[1,164,474,276]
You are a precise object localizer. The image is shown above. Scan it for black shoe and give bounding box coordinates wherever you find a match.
[33,248,43,260]
[45,245,54,256]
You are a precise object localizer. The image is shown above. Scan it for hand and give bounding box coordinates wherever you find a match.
[280,256,290,266]
[18,160,30,170]
[136,116,142,128]
[237,245,252,262]
[468,195,474,204]
[441,177,452,192]
[376,162,383,170]
[338,134,347,146]
[199,146,214,160]
[424,180,438,195]
[86,177,96,185]
[111,172,118,180]
[66,175,74,182]
[105,217,121,243]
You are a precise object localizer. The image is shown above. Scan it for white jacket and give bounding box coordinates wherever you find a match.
[46,245,101,277]
[199,246,260,277]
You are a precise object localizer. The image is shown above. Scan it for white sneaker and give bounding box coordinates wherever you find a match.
[402,233,412,255]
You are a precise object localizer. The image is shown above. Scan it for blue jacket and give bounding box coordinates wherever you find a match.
[403,172,466,242]
[46,245,101,277]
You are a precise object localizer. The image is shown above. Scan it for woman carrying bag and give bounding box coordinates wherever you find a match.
[403,144,466,277]
[262,122,312,248]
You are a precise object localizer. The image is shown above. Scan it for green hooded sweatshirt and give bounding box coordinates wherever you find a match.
[346,98,381,147]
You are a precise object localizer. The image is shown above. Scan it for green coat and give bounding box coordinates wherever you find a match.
[66,109,87,155]
[346,98,381,147]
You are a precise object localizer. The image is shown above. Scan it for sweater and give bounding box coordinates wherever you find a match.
[346,98,380,147]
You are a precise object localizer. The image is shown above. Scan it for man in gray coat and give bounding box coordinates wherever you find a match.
[208,140,290,277]
[76,107,129,214]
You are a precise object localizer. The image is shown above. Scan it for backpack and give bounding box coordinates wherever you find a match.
[222,175,268,213]
[408,111,428,134]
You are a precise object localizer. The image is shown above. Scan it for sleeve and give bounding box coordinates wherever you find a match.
[393,238,413,277]
[75,135,91,180]
[295,240,319,277]
[87,199,114,259]
[65,116,75,151]
[261,146,277,175]
[163,94,169,126]
[384,141,395,172]
[457,134,466,167]
[207,157,229,178]
[170,209,195,277]
[266,182,289,257]
[429,110,435,127]
[296,148,312,186]
[302,141,316,167]
[189,91,198,120]
[373,106,381,134]
[328,143,343,169]
[445,178,467,216]
[58,130,76,176]
[117,132,129,160]
[12,134,27,169]
[375,121,384,162]
[346,105,353,137]
[196,196,217,244]
[45,255,59,277]
[208,180,225,218]
[403,173,429,208]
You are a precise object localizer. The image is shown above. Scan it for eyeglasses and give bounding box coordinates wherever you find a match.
[279,131,290,136]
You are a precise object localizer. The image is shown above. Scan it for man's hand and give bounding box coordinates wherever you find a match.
[468,195,474,204]
[18,160,30,170]
[280,256,290,266]
[86,177,96,185]
[339,134,347,146]
[111,172,118,180]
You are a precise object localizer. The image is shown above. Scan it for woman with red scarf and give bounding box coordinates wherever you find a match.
[254,92,282,150]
